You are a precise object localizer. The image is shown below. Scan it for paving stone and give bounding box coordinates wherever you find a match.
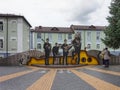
[0,65,120,90]
[82,68,120,87]
[0,70,47,90]
[52,70,95,90]
[0,66,31,76]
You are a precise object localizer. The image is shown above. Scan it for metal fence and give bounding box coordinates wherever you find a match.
[110,56,120,65]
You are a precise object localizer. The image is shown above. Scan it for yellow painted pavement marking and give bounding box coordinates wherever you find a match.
[86,68,120,76]
[71,70,120,90]
[27,66,42,69]
[27,69,57,90]
[0,68,39,83]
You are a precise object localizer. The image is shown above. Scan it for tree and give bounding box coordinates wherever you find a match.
[102,0,120,49]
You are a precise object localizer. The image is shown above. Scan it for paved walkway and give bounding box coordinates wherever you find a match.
[0,65,120,90]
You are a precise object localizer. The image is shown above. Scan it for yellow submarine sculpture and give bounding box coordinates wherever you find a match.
[27,50,99,65]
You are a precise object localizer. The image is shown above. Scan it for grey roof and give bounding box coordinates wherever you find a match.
[71,25,106,30]
[31,26,74,33]
[0,14,32,27]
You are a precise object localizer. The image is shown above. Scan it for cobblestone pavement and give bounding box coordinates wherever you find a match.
[0,65,120,90]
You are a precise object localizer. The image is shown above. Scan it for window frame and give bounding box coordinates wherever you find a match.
[58,33,62,41]
[0,21,3,31]
[87,31,91,42]
[68,33,72,40]
[96,31,100,42]
[37,43,41,49]
[96,44,100,49]
[48,33,52,42]
[37,33,41,39]
[87,44,91,49]
[0,39,3,49]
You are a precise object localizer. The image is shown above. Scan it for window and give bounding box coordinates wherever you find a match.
[12,38,16,41]
[48,33,52,42]
[37,33,41,39]
[96,44,100,49]
[11,48,17,50]
[0,39,3,49]
[96,31,100,42]
[87,44,91,49]
[0,22,3,31]
[11,20,17,24]
[10,37,17,41]
[58,34,62,41]
[37,33,41,42]
[87,32,91,42]
[11,20,17,31]
[37,43,41,49]
[68,33,72,40]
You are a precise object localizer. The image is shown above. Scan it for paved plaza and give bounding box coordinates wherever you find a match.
[0,65,120,90]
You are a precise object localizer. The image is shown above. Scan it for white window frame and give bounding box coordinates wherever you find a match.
[96,44,100,49]
[96,31,100,42]
[87,31,91,43]
[37,33,41,42]
[37,43,41,49]
[68,33,72,40]
[10,37,17,41]
[87,44,91,49]
[58,34,62,42]
[0,38,4,49]
[0,21,3,31]
[48,33,52,42]
[37,33,41,39]
[11,20,17,23]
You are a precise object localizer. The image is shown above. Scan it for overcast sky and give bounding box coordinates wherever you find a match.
[0,0,111,27]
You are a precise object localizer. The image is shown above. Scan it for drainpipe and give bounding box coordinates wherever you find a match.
[6,16,8,58]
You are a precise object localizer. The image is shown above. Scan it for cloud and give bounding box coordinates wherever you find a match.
[67,0,102,24]
[0,0,111,27]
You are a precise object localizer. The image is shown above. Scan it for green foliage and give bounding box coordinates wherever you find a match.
[102,0,120,49]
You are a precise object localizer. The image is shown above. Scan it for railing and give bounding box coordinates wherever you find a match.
[110,56,120,65]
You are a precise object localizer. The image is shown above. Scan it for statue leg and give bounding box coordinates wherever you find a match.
[66,52,68,65]
[63,54,65,65]
[77,51,80,64]
[72,50,75,59]
[46,52,50,65]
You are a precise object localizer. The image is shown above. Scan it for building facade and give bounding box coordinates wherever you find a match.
[1,14,119,58]
[71,25,106,50]
[30,25,107,52]
[30,26,74,52]
[0,14,31,58]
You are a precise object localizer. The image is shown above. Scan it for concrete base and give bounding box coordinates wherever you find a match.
[32,64,87,68]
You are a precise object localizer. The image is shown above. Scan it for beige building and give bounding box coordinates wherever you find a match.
[30,25,106,51]
[30,26,74,53]
[0,14,31,58]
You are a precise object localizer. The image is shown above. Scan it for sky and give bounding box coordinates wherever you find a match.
[0,0,111,28]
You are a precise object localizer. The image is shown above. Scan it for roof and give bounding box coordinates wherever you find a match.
[0,14,32,27]
[31,26,74,33]
[71,25,106,31]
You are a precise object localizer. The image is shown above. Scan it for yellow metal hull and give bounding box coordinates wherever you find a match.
[27,50,99,65]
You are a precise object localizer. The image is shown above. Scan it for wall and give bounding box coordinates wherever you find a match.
[23,19,30,51]
[0,17,31,58]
